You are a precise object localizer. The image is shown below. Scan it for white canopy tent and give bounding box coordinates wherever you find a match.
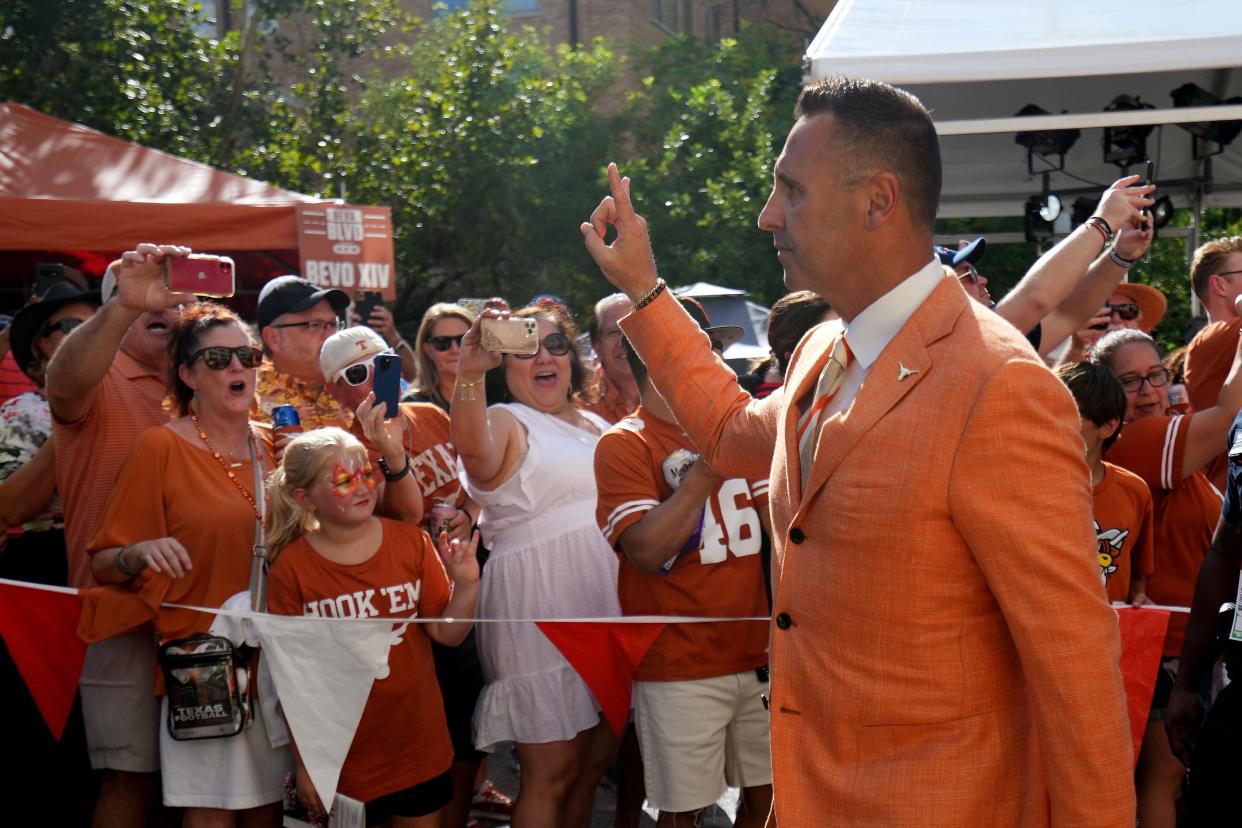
[674,281,771,361]
[805,0,1242,220]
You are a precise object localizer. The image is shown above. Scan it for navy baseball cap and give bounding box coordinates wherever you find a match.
[935,237,987,268]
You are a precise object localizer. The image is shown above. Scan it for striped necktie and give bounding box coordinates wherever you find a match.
[796,336,851,490]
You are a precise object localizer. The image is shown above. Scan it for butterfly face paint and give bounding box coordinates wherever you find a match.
[329,462,378,499]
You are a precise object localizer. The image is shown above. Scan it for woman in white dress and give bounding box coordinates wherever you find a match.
[451,303,620,827]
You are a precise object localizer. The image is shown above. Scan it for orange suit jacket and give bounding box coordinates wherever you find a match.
[620,279,1134,826]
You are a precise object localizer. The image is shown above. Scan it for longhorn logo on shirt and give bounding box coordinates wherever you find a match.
[1094,519,1128,585]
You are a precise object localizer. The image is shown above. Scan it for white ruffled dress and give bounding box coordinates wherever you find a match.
[462,403,621,751]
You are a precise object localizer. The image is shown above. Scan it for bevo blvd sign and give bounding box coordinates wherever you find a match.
[295,203,397,300]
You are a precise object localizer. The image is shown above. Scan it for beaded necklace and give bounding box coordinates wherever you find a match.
[190,411,262,521]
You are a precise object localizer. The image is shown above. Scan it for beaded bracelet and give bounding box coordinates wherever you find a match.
[632,278,667,312]
[1108,248,1137,269]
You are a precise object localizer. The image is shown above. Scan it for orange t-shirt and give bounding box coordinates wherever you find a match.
[585,370,637,426]
[1092,462,1155,604]
[87,425,272,642]
[351,402,461,515]
[1184,318,1240,488]
[594,407,770,682]
[268,518,453,803]
[1105,414,1222,654]
[53,351,170,588]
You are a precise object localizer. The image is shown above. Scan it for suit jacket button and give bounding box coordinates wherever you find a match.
[776,612,792,630]
[789,527,805,544]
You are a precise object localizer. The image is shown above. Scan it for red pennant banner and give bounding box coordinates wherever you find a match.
[0,582,86,740]
[536,621,665,737]
[1116,607,1170,766]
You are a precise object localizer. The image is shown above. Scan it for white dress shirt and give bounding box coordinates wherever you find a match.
[823,258,944,419]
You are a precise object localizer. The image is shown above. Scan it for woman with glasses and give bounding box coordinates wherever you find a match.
[452,304,620,827]
[406,303,475,412]
[1092,326,1242,828]
[87,302,290,826]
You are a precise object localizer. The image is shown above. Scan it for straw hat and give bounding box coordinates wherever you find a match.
[1112,282,1167,332]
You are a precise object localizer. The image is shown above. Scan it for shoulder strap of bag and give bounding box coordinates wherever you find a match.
[247,429,269,612]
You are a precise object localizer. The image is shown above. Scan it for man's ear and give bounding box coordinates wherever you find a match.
[260,325,279,353]
[1211,273,1234,299]
[864,172,900,229]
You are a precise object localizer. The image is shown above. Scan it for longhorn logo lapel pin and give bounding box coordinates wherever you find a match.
[897,362,919,382]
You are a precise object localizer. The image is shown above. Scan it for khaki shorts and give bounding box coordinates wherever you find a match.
[634,669,772,814]
[80,628,161,773]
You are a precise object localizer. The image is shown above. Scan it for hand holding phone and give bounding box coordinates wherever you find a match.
[355,291,382,327]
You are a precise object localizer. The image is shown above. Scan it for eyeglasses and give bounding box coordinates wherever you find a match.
[427,334,465,352]
[957,264,982,285]
[1117,367,1170,394]
[271,319,343,334]
[40,318,85,338]
[512,332,572,359]
[709,338,726,353]
[190,346,264,370]
[1104,302,1141,321]
[1217,269,1242,279]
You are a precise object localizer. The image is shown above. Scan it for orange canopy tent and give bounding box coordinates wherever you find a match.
[0,102,332,309]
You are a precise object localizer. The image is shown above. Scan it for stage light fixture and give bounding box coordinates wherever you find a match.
[1151,195,1174,229]
[1102,95,1154,168]
[1171,83,1242,159]
[1071,196,1097,227]
[1015,104,1081,173]
[1024,195,1058,242]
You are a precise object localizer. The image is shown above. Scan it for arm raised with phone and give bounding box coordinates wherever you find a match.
[46,243,197,424]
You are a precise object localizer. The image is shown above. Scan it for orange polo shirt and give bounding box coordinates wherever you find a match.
[52,350,169,588]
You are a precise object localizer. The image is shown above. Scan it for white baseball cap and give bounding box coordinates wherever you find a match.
[320,326,389,384]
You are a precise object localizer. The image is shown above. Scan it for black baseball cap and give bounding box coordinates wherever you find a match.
[257,275,349,330]
[10,281,101,379]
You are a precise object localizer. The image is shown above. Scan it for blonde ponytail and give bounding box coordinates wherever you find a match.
[265,427,370,562]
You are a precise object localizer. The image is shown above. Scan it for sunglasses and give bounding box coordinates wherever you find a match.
[1104,302,1140,321]
[427,334,465,352]
[339,358,376,387]
[512,332,572,360]
[957,264,982,285]
[190,346,264,370]
[41,318,86,338]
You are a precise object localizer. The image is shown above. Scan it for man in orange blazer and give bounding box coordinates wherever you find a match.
[581,77,1134,826]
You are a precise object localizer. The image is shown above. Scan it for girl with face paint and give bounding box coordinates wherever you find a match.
[266,427,480,826]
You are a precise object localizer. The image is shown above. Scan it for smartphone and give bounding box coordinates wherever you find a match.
[355,290,382,327]
[480,317,538,355]
[373,353,401,418]
[167,254,235,297]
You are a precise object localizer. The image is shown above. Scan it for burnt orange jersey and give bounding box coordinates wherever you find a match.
[594,406,769,681]
[1092,462,1155,603]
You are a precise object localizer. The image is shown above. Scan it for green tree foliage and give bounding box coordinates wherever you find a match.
[345,3,622,319]
[626,24,804,305]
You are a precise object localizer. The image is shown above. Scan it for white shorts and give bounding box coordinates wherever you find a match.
[159,695,293,809]
[80,628,161,773]
[634,669,772,814]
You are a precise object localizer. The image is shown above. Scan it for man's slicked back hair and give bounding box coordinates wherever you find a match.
[795,76,942,230]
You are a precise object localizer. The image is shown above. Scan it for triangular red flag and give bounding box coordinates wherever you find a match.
[0,581,87,740]
[1116,607,1170,766]
[535,621,665,737]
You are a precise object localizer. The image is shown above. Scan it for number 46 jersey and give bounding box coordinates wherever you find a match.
[594,408,771,682]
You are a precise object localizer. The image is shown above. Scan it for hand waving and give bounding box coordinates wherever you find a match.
[580,163,661,301]
[437,528,480,585]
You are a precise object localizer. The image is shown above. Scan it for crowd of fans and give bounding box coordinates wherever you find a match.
[2,172,1242,827]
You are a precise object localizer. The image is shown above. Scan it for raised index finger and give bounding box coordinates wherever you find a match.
[608,162,635,220]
